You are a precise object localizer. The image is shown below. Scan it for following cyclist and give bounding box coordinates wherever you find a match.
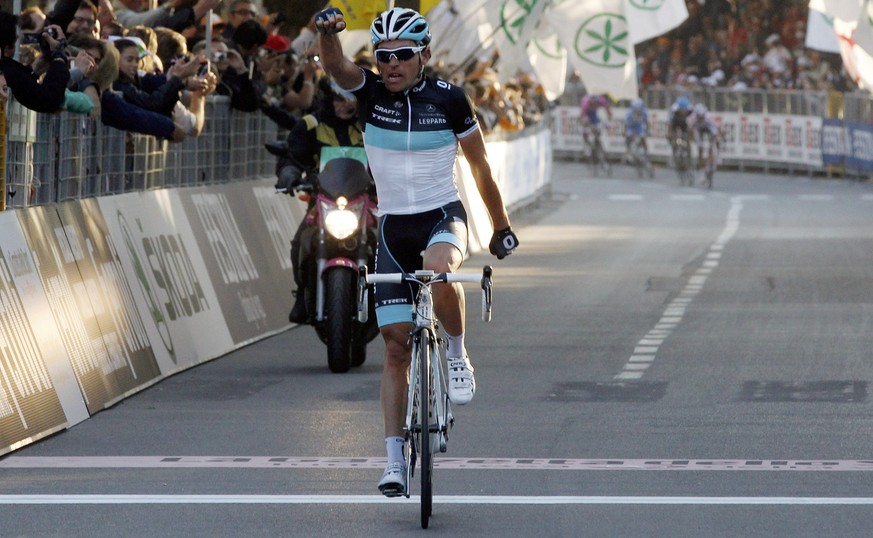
[315,6,519,497]
[666,94,692,162]
[579,92,612,151]
[687,103,722,184]
[623,97,651,165]
[273,76,366,324]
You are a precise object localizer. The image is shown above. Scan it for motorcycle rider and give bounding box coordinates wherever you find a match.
[274,76,365,324]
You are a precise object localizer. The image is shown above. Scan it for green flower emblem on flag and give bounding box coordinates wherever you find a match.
[575,13,629,68]
[500,0,542,45]
[629,0,665,10]
[533,33,564,60]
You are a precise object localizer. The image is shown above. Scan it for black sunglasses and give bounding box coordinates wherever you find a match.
[374,46,424,63]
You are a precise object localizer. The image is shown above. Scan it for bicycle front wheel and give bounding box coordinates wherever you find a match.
[418,328,434,528]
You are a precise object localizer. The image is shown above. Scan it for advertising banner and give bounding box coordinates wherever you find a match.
[97,191,233,373]
[0,211,87,455]
[552,106,824,168]
[17,205,151,413]
[176,181,300,344]
[845,121,873,172]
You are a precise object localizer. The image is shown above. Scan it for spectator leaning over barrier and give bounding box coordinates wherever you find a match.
[258,34,319,130]
[19,6,47,33]
[112,37,199,117]
[0,13,70,114]
[214,18,267,111]
[96,41,185,142]
[153,27,217,137]
[126,24,161,74]
[66,1,100,39]
[221,0,258,48]
[112,0,220,34]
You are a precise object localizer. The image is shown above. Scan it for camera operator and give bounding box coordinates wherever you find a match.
[1,13,70,113]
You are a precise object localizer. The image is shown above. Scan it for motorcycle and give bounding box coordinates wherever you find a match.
[270,144,380,373]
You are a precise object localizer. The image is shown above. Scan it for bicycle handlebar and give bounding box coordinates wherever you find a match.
[357,266,493,323]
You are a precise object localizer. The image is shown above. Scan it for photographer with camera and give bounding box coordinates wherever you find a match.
[1,12,70,113]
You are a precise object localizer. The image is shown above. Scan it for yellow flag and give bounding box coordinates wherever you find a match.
[334,0,444,31]
[334,0,384,31]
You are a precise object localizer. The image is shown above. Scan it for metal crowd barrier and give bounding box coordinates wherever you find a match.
[3,96,279,209]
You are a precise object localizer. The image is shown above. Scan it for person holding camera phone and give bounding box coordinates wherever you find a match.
[0,12,70,113]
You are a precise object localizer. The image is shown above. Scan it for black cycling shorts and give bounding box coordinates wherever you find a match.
[374,201,468,327]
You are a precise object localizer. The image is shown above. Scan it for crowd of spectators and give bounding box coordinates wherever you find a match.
[0,0,551,147]
[1,0,859,149]
[635,0,855,93]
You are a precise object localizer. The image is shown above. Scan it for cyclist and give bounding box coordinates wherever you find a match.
[579,92,612,153]
[315,6,519,497]
[687,103,721,183]
[273,76,365,324]
[623,97,650,164]
[666,95,692,162]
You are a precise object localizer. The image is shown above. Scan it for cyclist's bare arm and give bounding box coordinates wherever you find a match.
[459,130,511,231]
[316,10,364,90]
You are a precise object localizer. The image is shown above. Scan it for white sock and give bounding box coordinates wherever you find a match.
[385,436,405,466]
[446,332,465,358]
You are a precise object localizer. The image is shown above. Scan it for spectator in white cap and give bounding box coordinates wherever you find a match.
[762,32,791,76]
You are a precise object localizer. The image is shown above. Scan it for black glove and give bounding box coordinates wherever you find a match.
[275,165,302,193]
[489,227,518,260]
[315,7,344,35]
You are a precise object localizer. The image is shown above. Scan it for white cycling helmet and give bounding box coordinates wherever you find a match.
[693,103,708,116]
[371,7,431,46]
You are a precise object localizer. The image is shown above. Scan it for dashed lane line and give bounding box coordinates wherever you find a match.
[615,196,744,380]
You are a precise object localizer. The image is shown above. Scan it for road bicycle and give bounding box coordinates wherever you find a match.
[673,135,693,186]
[358,265,493,529]
[696,130,719,189]
[585,124,612,176]
[627,135,654,179]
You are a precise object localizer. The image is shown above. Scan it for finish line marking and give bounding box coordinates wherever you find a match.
[4,457,873,472]
[2,495,873,505]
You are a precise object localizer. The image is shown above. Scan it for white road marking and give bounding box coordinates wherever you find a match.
[609,194,644,201]
[2,495,873,505]
[615,196,744,379]
[4,456,873,471]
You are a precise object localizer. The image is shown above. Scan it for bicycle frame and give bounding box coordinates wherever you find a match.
[359,266,493,528]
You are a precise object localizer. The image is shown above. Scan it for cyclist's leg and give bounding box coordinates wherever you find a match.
[423,201,469,339]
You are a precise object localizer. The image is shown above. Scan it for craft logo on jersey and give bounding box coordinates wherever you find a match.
[575,13,629,68]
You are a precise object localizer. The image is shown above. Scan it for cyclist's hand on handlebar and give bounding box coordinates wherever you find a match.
[489,227,519,260]
[315,7,345,35]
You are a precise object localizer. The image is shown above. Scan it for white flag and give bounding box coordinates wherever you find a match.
[808,0,863,22]
[853,0,873,56]
[833,17,873,90]
[428,1,495,69]
[805,8,840,53]
[527,27,567,101]
[486,0,551,80]
[545,0,638,99]
[623,0,688,44]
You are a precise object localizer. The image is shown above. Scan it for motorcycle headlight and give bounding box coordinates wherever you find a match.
[322,196,363,240]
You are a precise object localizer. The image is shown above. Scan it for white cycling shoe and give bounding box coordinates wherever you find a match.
[377,462,406,497]
[447,356,476,405]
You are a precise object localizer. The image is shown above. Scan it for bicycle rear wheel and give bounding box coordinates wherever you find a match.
[418,328,434,528]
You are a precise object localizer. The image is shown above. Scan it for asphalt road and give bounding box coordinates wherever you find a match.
[4,161,873,537]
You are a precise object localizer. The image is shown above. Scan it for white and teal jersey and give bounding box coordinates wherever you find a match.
[350,69,479,216]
